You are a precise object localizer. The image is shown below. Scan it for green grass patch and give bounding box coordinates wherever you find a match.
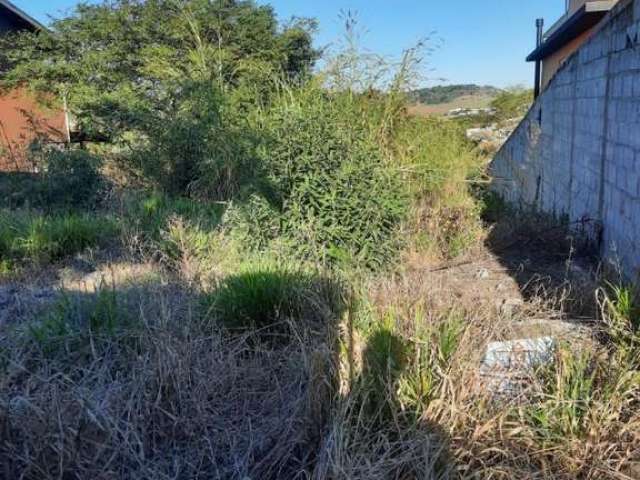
[0,210,119,264]
[202,263,345,333]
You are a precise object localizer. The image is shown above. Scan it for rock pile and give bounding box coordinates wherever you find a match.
[466,117,521,154]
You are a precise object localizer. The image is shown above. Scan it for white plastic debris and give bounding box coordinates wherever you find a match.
[479,337,556,395]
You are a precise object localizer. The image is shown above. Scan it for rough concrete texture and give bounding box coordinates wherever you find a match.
[491,0,640,278]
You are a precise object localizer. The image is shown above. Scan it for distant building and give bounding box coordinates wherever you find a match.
[0,0,43,33]
[528,0,619,94]
[0,0,68,171]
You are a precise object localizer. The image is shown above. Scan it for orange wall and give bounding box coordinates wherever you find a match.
[541,27,595,88]
[0,89,67,171]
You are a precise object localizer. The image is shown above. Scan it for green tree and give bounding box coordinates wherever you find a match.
[490,86,533,120]
[0,0,318,142]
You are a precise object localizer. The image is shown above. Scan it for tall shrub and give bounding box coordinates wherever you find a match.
[232,88,409,269]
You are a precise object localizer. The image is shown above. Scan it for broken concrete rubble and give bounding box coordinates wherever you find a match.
[466,118,522,153]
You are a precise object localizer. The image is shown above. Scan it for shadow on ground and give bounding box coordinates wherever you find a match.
[483,204,603,320]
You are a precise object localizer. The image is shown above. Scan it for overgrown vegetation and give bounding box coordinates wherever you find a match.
[0,1,637,479]
[0,148,105,210]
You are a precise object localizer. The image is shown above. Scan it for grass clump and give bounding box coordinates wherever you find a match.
[202,262,346,333]
[0,210,118,264]
[600,283,640,361]
[124,193,224,244]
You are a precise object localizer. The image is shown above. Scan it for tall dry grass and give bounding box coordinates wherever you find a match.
[0,275,341,480]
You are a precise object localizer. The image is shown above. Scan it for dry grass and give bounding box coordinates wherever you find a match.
[1,212,639,479]
[0,278,338,480]
[322,214,640,480]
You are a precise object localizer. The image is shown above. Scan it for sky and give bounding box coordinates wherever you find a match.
[12,0,565,88]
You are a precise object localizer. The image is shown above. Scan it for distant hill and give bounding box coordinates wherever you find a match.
[409,84,501,105]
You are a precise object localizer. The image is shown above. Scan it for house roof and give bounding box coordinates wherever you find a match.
[527,1,616,62]
[0,0,46,32]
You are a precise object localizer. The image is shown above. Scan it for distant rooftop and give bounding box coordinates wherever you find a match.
[0,0,46,32]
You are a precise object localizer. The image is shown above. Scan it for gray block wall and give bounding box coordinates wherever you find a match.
[491,0,640,278]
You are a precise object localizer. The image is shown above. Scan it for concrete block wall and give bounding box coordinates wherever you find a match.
[491,0,640,278]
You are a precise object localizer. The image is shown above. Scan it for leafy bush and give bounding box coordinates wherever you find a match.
[231,89,409,269]
[0,149,104,210]
[131,85,264,199]
[38,148,105,209]
[0,210,118,264]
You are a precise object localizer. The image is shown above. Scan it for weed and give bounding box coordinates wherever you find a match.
[130,193,224,240]
[241,87,409,269]
[527,347,597,440]
[149,214,252,288]
[480,189,508,223]
[599,282,640,366]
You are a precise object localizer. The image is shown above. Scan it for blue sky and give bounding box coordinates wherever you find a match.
[13,0,565,88]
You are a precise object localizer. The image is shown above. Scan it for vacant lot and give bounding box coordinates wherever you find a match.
[0,2,638,479]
